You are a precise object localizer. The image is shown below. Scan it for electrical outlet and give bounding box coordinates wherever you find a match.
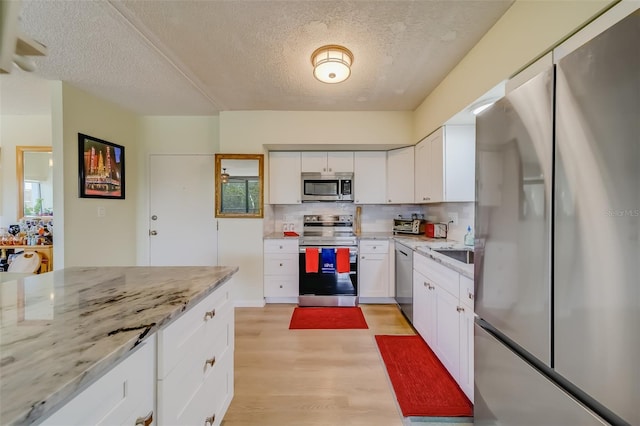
[288,222,296,232]
[447,212,458,225]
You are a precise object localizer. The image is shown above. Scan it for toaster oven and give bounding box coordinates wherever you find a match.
[393,219,426,235]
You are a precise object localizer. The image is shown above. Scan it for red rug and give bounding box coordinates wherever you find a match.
[375,335,473,417]
[289,307,368,329]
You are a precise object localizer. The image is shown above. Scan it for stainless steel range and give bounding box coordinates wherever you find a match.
[298,215,358,307]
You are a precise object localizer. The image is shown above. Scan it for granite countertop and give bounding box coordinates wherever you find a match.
[394,236,475,279]
[0,266,238,425]
[263,232,474,278]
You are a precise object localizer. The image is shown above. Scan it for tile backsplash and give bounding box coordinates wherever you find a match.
[267,202,475,242]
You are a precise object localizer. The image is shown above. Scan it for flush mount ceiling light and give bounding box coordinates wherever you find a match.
[221,168,230,183]
[311,45,354,84]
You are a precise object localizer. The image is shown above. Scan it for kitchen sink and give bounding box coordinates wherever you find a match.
[433,249,474,264]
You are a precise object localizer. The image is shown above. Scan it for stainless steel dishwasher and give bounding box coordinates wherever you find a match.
[394,242,413,323]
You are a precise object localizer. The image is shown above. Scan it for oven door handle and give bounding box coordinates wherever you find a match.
[299,247,358,254]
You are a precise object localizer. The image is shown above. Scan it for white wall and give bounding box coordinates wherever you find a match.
[413,0,615,142]
[135,116,220,265]
[0,115,52,226]
[59,83,139,267]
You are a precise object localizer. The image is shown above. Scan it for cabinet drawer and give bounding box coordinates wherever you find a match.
[264,239,298,254]
[414,252,459,298]
[158,307,233,423]
[159,348,233,426]
[43,336,155,426]
[158,280,231,378]
[264,276,298,297]
[459,275,474,309]
[264,254,298,275]
[359,240,389,254]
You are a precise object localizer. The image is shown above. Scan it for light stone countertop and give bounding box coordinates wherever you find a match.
[0,266,238,425]
[263,232,474,278]
[394,235,475,279]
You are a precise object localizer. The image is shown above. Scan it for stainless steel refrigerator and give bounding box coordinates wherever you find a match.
[474,9,639,426]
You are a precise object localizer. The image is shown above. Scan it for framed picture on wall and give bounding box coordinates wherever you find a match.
[78,133,125,199]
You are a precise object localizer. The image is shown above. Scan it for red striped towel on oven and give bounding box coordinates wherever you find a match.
[336,248,350,273]
[305,247,319,273]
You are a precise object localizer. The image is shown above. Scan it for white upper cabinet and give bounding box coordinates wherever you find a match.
[354,151,387,204]
[386,146,414,204]
[301,152,354,173]
[415,125,475,203]
[269,152,301,204]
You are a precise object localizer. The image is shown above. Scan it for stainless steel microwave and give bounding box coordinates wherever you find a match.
[301,172,354,202]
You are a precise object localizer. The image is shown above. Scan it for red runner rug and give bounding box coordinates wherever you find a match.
[289,307,368,329]
[375,335,473,417]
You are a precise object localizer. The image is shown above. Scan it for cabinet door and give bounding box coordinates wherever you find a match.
[386,147,414,204]
[413,269,436,346]
[269,152,301,204]
[327,152,354,172]
[459,305,474,401]
[443,125,475,202]
[43,336,155,426]
[354,152,386,204]
[359,253,389,297]
[414,138,430,202]
[434,286,460,381]
[428,131,445,203]
[301,152,327,173]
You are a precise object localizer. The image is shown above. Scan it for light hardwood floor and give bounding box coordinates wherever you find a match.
[222,304,416,426]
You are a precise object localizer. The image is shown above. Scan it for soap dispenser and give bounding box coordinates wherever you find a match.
[464,226,474,247]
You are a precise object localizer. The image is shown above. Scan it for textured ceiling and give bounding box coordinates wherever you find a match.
[2,0,513,115]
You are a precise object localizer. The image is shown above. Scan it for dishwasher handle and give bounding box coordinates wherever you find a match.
[398,249,409,257]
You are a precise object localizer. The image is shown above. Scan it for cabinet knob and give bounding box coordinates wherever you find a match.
[204,309,216,320]
[205,415,216,425]
[135,411,153,426]
[361,256,365,260]
[279,263,283,267]
[423,282,428,287]
[457,306,465,312]
[279,285,283,288]
[328,168,332,172]
[468,292,474,300]
[279,245,283,249]
[388,199,392,203]
[205,356,216,367]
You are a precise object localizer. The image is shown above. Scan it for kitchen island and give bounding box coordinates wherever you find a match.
[0,266,238,425]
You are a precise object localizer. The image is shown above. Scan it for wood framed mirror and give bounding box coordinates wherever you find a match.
[215,153,264,218]
[16,146,54,219]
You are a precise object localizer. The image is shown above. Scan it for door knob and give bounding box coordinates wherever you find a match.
[149,230,158,236]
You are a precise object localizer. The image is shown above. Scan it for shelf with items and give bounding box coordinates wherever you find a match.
[0,245,53,273]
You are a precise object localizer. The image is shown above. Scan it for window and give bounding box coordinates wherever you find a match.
[221,176,260,214]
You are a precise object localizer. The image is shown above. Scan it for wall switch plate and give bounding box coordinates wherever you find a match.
[447,212,458,225]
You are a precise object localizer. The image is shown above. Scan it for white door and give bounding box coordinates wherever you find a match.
[149,154,218,266]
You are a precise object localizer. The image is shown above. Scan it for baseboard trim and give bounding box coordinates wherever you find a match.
[360,297,397,304]
[265,297,298,304]
[234,299,266,308]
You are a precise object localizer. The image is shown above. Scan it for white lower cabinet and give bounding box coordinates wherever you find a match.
[157,279,234,426]
[412,269,436,346]
[358,240,392,300]
[413,251,474,401]
[42,336,156,426]
[42,280,235,426]
[264,238,299,302]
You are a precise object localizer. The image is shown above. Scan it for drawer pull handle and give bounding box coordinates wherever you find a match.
[205,356,216,367]
[135,411,153,426]
[457,306,465,312]
[204,309,216,320]
[205,414,216,425]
